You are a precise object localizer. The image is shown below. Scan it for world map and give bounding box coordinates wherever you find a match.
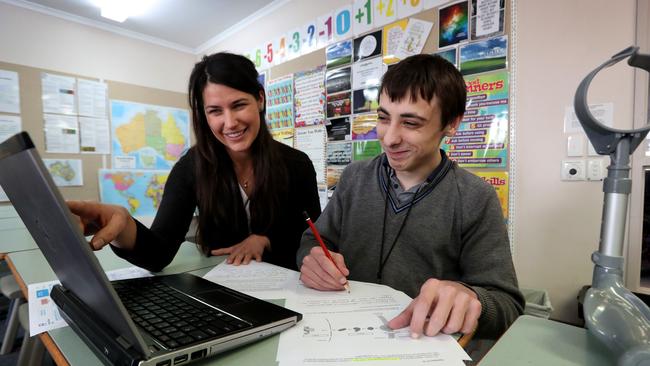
[98,169,169,217]
[111,100,190,169]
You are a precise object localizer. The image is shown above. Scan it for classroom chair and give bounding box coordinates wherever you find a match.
[17,302,44,366]
[0,274,25,354]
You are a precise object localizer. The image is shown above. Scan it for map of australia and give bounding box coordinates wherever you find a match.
[111,100,190,169]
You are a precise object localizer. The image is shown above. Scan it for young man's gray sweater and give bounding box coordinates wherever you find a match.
[297,154,524,338]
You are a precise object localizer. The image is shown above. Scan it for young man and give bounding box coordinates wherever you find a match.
[297,54,524,339]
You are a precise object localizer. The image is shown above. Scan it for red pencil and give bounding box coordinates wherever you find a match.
[303,211,350,292]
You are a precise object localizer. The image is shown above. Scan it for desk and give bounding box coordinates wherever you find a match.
[9,248,471,366]
[0,228,37,259]
[6,242,225,366]
[479,315,616,365]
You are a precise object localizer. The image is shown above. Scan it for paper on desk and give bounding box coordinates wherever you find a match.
[278,282,470,365]
[202,261,300,299]
[277,312,470,365]
[285,280,413,314]
[202,261,470,365]
[27,266,152,336]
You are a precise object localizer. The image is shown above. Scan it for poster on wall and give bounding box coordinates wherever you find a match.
[326,40,353,68]
[434,47,458,68]
[271,128,294,146]
[459,35,507,75]
[442,70,508,168]
[474,171,509,220]
[42,159,83,186]
[326,91,352,118]
[352,57,384,90]
[98,169,170,217]
[41,73,77,115]
[383,19,409,65]
[439,1,469,48]
[353,87,379,114]
[471,0,505,40]
[266,75,294,130]
[325,117,351,141]
[110,100,190,170]
[352,113,378,140]
[325,67,351,94]
[353,140,382,161]
[394,18,434,60]
[295,125,327,184]
[326,141,352,194]
[354,30,383,62]
[294,66,326,127]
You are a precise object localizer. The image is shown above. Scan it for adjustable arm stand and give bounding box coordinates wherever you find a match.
[574,46,650,366]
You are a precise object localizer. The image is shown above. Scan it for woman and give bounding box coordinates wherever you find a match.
[69,52,321,271]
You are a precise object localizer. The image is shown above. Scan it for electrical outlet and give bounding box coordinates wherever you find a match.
[561,160,586,181]
[586,159,605,181]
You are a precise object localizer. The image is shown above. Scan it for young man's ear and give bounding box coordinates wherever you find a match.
[443,115,463,137]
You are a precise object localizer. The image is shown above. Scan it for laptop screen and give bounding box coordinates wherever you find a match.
[0,132,149,355]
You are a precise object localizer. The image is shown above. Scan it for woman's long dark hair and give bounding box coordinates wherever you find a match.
[188,52,287,254]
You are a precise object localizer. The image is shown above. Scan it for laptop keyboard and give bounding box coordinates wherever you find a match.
[114,278,252,350]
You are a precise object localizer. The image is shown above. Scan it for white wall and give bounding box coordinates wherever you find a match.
[514,0,636,323]
[206,0,640,325]
[0,2,195,93]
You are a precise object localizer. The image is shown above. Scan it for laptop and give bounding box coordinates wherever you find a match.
[0,132,302,366]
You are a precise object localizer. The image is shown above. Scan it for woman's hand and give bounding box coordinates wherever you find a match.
[66,200,137,251]
[210,234,270,265]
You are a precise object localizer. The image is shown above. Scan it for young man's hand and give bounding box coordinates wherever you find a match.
[388,279,481,337]
[211,234,270,265]
[299,246,350,291]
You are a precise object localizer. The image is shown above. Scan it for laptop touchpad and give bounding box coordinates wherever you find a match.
[196,289,250,306]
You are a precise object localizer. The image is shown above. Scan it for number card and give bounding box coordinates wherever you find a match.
[317,13,334,48]
[251,47,263,70]
[286,28,302,60]
[275,35,288,65]
[397,0,423,18]
[373,0,397,27]
[353,0,375,36]
[302,22,319,54]
[259,43,271,70]
[333,5,353,41]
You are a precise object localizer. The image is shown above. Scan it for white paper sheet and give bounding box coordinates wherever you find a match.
[44,113,79,153]
[79,116,110,154]
[27,267,152,336]
[41,73,76,115]
[207,261,471,365]
[395,19,434,60]
[203,261,300,299]
[77,79,107,118]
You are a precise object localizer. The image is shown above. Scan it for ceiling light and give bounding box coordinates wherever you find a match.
[94,0,157,23]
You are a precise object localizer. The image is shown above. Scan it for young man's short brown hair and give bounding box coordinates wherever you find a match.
[379,54,466,128]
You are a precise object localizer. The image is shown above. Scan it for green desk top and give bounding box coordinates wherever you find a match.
[8,241,223,286]
[9,243,286,365]
[0,228,37,256]
[479,315,617,365]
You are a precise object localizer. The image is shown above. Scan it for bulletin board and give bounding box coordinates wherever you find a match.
[0,61,190,204]
[253,0,513,221]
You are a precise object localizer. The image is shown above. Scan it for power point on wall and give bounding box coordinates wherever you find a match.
[561,160,586,181]
[586,159,605,181]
